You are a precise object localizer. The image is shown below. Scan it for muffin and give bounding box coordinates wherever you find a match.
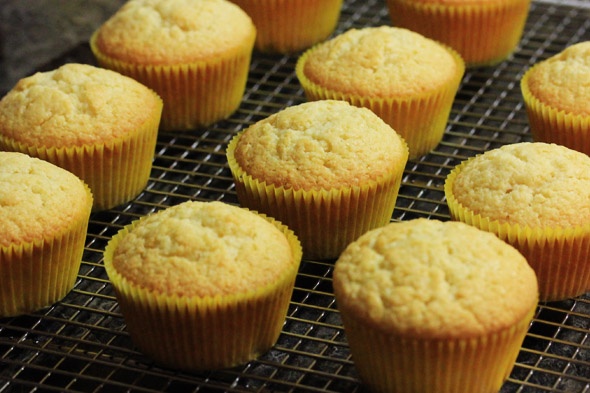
[445,142,590,301]
[228,0,342,53]
[103,200,302,371]
[0,63,163,211]
[386,0,531,67]
[296,26,464,159]
[521,42,590,156]
[333,218,538,393]
[226,100,409,260]
[0,152,93,317]
[91,0,256,131]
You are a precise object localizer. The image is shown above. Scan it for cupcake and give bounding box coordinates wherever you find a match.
[0,63,163,211]
[103,200,302,371]
[91,0,256,131]
[0,152,93,317]
[386,0,531,67]
[226,100,409,260]
[521,42,590,156]
[333,218,538,393]
[228,0,342,53]
[296,26,464,159]
[445,142,590,301]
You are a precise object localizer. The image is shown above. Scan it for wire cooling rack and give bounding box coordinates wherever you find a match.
[1,0,590,392]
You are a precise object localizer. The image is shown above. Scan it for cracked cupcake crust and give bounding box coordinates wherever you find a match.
[300,26,461,98]
[333,218,538,338]
[232,100,408,190]
[0,63,162,147]
[111,201,295,298]
[524,41,590,117]
[0,152,91,247]
[451,142,590,228]
[93,0,256,64]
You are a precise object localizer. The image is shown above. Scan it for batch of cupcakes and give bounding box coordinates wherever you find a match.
[1,0,589,392]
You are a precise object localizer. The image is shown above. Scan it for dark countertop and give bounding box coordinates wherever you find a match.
[0,0,126,95]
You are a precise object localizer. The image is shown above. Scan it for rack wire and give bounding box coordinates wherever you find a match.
[1,0,590,392]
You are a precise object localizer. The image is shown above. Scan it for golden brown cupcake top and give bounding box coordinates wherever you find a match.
[333,218,538,338]
[0,152,92,247]
[300,26,463,98]
[93,0,256,65]
[451,142,590,228]
[232,100,408,190]
[110,201,296,298]
[525,41,590,116]
[0,63,162,147]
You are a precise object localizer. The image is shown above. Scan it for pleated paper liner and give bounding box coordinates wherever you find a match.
[295,47,464,160]
[227,133,408,260]
[230,0,342,53]
[103,211,302,371]
[445,165,590,302]
[0,184,92,317]
[339,305,536,393]
[0,103,161,211]
[90,30,255,131]
[521,68,590,157]
[386,0,531,67]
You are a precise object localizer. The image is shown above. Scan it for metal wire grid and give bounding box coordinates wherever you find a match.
[1,0,590,392]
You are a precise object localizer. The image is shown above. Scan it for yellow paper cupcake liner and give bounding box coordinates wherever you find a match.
[0,184,92,317]
[90,30,255,131]
[521,68,590,156]
[295,47,464,159]
[103,211,302,371]
[340,305,535,393]
[386,0,531,67]
[230,0,342,53]
[445,163,590,302]
[0,102,161,211]
[227,132,408,260]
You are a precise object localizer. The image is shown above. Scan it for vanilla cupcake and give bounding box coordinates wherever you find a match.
[333,219,538,393]
[229,0,342,53]
[226,100,409,260]
[103,200,302,371]
[296,26,464,159]
[386,0,531,67]
[521,42,590,156]
[0,152,93,317]
[445,142,590,301]
[0,63,162,211]
[91,0,256,131]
